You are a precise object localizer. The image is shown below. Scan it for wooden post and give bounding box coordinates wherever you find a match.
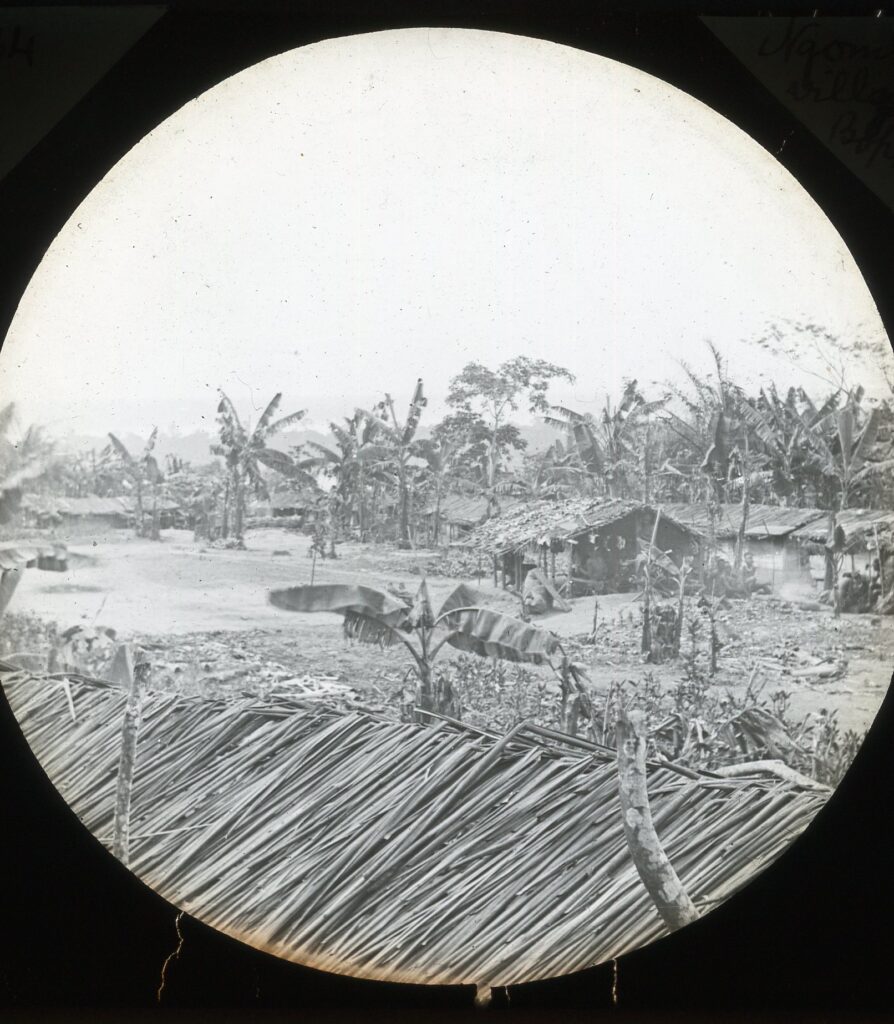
[0,568,22,618]
[616,709,699,931]
[641,508,662,658]
[110,644,145,867]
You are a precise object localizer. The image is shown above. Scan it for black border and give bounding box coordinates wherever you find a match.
[1,5,892,1020]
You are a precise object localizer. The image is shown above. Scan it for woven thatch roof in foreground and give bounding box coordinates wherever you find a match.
[2,672,827,987]
[467,499,701,556]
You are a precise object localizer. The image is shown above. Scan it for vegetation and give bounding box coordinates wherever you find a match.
[211,391,307,546]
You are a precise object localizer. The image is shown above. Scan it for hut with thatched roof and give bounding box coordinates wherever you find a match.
[421,492,524,544]
[663,503,828,591]
[0,668,828,988]
[468,498,702,595]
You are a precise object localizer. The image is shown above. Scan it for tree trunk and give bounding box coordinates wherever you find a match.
[824,509,836,592]
[641,509,662,658]
[734,433,749,572]
[616,709,699,931]
[433,483,442,546]
[149,483,161,541]
[415,661,434,718]
[134,479,145,537]
[221,479,230,539]
[232,470,245,544]
[397,464,411,549]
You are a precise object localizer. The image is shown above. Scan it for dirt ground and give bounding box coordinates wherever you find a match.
[8,527,893,734]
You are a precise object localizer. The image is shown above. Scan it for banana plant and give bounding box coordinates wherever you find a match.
[107,428,163,538]
[268,579,569,715]
[356,379,427,549]
[212,391,308,544]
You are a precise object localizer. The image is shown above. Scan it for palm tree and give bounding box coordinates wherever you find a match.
[357,379,427,549]
[212,391,307,546]
[300,411,381,541]
[106,428,163,539]
[0,403,55,524]
[414,437,463,545]
[546,380,667,499]
[519,439,591,500]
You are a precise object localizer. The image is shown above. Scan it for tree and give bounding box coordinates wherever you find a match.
[107,429,163,539]
[414,437,462,545]
[796,389,882,512]
[546,379,667,499]
[447,358,575,492]
[519,439,590,500]
[212,391,307,546]
[356,379,428,549]
[299,411,379,541]
[0,403,55,523]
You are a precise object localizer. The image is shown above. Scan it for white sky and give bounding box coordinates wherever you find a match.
[1,27,890,439]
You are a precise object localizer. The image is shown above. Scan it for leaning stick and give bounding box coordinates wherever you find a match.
[616,708,699,931]
[109,643,144,866]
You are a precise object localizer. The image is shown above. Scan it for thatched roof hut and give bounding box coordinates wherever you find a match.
[1,670,827,986]
[790,507,894,550]
[467,499,702,594]
[662,503,826,541]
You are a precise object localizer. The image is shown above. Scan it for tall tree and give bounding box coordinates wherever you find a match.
[357,379,428,549]
[300,411,378,540]
[447,358,574,493]
[212,391,306,546]
[0,403,55,523]
[414,437,461,545]
[107,429,163,539]
[546,379,666,499]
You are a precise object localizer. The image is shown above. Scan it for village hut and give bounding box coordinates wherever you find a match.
[663,503,827,592]
[250,487,321,524]
[469,498,702,596]
[1,667,829,987]
[790,507,894,583]
[0,541,68,614]
[422,493,524,544]
[20,494,182,534]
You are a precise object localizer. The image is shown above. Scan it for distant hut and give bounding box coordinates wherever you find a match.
[663,503,827,592]
[791,508,894,584]
[422,493,523,545]
[469,498,702,596]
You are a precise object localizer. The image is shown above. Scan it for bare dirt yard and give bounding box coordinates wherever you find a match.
[7,527,893,736]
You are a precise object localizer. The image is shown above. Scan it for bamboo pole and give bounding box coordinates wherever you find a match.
[616,709,699,931]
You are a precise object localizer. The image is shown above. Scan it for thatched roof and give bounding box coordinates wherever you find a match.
[790,507,894,546]
[663,503,827,541]
[2,670,827,987]
[421,493,524,526]
[22,495,180,517]
[0,542,67,571]
[467,499,700,556]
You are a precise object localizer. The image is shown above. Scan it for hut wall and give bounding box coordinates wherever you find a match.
[746,537,814,591]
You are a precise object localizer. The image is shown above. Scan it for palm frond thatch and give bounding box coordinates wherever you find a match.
[2,672,827,988]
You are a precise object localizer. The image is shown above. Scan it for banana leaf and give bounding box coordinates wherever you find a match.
[268,585,411,628]
[442,608,562,664]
